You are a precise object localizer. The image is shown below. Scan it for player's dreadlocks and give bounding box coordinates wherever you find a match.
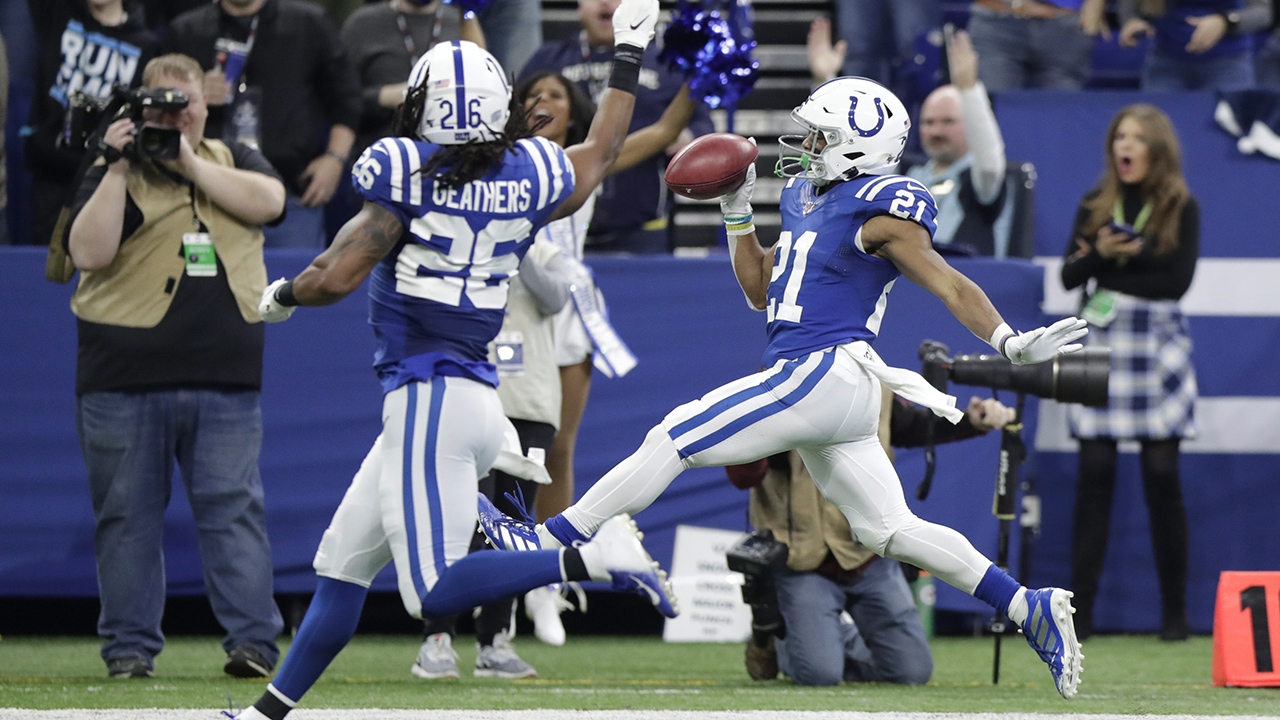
[392,82,533,189]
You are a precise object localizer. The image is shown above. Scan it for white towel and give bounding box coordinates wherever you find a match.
[840,342,964,424]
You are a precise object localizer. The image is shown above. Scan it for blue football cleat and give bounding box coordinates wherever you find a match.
[476,492,541,551]
[1021,587,1083,699]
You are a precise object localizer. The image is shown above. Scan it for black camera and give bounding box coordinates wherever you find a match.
[726,530,790,641]
[919,340,1109,407]
[66,85,188,162]
[726,529,789,606]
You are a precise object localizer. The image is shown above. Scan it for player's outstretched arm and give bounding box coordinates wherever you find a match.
[551,0,658,221]
[868,214,1087,364]
[258,202,404,322]
[610,84,696,175]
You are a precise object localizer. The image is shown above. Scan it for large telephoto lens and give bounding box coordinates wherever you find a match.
[948,348,1109,407]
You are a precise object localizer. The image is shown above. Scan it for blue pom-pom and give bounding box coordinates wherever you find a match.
[660,5,759,109]
[442,0,493,20]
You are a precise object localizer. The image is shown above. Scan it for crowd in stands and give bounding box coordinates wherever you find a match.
[3,0,1277,250]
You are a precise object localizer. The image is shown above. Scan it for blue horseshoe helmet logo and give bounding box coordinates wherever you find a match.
[848,96,886,137]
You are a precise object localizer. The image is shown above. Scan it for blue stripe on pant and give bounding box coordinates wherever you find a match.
[672,350,836,459]
[404,378,449,604]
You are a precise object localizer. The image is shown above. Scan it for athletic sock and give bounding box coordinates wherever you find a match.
[544,514,590,547]
[973,564,1026,623]
[248,686,294,720]
[267,577,367,707]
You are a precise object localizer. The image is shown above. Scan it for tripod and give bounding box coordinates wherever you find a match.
[989,391,1038,685]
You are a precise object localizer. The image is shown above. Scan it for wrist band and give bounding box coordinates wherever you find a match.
[724,213,755,237]
[276,280,299,307]
[324,151,347,164]
[608,44,644,94]
[987,322,1014,358]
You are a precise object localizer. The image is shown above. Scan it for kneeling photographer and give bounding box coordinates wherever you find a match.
[725,386,1015,687]
[65,53,288,679]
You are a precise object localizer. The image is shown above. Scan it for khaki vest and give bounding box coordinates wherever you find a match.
[70,139,267,327]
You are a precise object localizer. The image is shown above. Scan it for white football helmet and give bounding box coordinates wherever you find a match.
[406,40,512,144]
[776,77,910,184]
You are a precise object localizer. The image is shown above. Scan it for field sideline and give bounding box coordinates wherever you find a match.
[0,707,1269,712]
[1,635,1274,716]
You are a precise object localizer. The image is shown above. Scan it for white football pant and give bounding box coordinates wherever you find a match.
[313,376,504,618]
[562,346,993,593]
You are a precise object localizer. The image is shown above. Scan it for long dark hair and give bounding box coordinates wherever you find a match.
[1083,104,1188,256]
[513,71,596,148]
[390,81,533,188]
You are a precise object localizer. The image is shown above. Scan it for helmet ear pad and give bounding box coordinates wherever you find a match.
[407,40,513,145]
[790,77,911,182]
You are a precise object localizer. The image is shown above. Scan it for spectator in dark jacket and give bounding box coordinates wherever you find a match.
[26,0,158,247]
[165,0,362,248]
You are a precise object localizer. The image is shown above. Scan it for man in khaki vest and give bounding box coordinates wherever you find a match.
[728,386,1015,686]
[66,53,287,680]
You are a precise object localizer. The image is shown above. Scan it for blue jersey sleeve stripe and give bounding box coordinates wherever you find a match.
[866,176,928,202]
[542,138,567,206]
[523,138,552,210]
[378,137,405,203]
[397,138,424,206]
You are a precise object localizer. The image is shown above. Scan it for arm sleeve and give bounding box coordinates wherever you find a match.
[1060,201,1107,290]
[958,82,1006,205]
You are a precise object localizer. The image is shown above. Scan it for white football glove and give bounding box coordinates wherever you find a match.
[995,317,1088,365]
[612,0,659,48]
[719,158,757,219]
[258,278,297,324]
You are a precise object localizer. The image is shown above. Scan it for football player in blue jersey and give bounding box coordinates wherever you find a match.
[229,1,670,716]
[481,77,1091,699]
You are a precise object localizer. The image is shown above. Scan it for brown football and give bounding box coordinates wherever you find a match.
[664,133,758,201]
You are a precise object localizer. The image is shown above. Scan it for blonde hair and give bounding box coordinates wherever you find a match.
[1083,104,1188,256]
[142,54,204,90]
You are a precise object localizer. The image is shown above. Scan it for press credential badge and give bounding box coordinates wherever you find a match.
[183,233,217,277]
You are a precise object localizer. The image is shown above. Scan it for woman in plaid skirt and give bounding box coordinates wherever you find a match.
[1060,104,1200,642]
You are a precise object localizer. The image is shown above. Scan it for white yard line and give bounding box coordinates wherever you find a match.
[5,707,1274,712]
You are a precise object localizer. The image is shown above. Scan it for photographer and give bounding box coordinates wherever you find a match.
[66,53,286,679]
[727,386,1015,686]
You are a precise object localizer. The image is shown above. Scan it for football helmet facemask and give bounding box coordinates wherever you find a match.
[776,77,910,184]
[406,40,512,145]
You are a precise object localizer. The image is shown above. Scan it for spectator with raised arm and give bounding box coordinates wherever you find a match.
[518,0,714,255]
[903,28,1013,257]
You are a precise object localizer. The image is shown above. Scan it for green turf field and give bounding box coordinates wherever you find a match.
[0,634,1270,714]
